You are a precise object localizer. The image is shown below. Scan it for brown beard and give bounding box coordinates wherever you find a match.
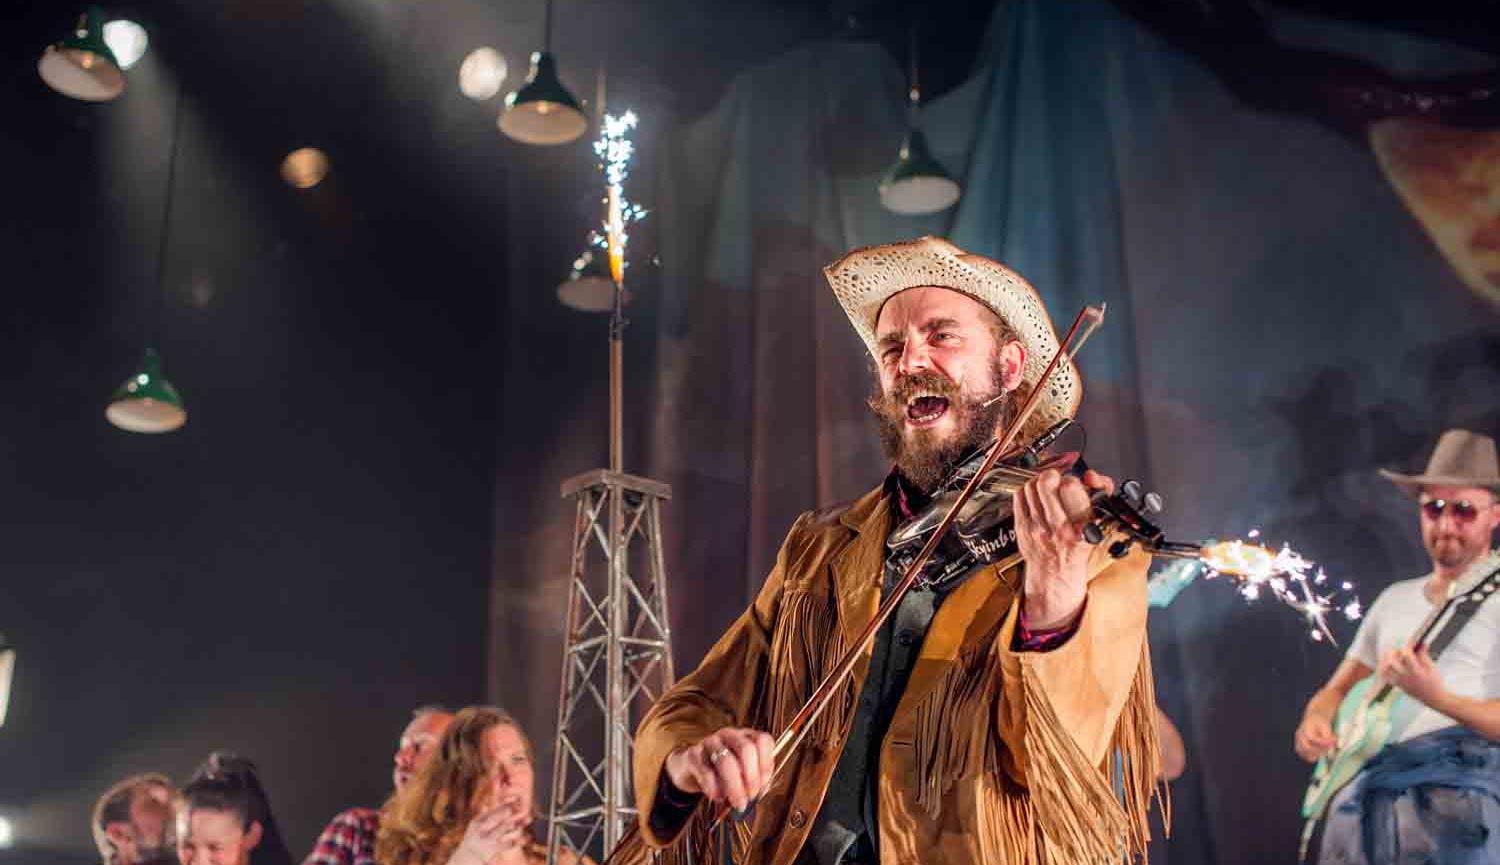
[869,361,1010,494]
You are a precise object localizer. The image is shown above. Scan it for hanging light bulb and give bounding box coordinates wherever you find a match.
[102,19,148,71]
[879,26,961,216]
[280,147,331,189]
[106,348,186,433]
[459,47,508,101]
[38,7,125,102]
[499,0,586,145]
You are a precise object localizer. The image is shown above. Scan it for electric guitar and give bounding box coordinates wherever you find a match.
[1298,555,1500,843]
[1147,557,1200,609]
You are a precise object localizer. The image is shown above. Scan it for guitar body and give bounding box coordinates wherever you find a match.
[1301,679,1398,818]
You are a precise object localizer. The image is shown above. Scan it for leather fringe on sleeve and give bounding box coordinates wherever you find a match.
[610,589,853,865]
[1012,645,1165,865]
[605,811,753,865]
[912,628,1007,815]
[755,587,854,745]
[913,633,1165,865]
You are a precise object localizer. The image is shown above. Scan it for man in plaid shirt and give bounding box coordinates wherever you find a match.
[302,705,454,865]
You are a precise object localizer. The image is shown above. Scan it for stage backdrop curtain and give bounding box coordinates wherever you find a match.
[488,2,1500,862]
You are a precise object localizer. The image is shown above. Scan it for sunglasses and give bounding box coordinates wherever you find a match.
[1420,498,1492,522]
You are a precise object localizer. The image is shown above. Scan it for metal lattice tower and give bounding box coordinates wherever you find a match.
[546,468,675,864]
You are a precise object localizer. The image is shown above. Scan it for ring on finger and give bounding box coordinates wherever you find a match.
[707,746,733,765]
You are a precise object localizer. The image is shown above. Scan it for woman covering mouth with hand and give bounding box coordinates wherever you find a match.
[375,706,590,865]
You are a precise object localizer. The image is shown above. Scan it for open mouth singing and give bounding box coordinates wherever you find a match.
[906,392,951,427]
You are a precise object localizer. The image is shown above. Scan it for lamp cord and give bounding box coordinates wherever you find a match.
[907,20,921,124]
[150,87,186,350]
[543,0,554,53]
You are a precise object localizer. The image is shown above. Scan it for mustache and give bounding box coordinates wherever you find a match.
[868,370,961,416]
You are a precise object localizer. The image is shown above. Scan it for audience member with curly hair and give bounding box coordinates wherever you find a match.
[375,706,587,865]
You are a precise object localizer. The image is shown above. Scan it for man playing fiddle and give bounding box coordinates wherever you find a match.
[619,236,1163,865]
[1295,429,1500,864]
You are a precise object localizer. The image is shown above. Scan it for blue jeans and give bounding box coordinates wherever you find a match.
[1319,726,1500,865]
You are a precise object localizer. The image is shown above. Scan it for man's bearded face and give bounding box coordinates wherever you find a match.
[869,287,1019,494]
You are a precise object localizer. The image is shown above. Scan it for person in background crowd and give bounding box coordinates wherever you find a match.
[92,773,176,865]
[302,705,454,865]
[375,706,587,865]
[177,753,294,865]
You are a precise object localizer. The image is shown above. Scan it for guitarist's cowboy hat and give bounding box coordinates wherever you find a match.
[1379,428,1500,496]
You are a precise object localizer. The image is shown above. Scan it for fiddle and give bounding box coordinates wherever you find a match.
[886,417,1198,592]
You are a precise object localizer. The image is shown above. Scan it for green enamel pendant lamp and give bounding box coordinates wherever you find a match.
[38,7,125,102]
[106,348,185,433]
[879,25,960,216]
[499,0,586,145]
[879,126,960,215]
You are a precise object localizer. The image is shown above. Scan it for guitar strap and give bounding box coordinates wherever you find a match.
[1300,558,1500,861]
[1418,560,1500,660]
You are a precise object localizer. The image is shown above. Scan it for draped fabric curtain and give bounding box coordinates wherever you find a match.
[490,2,1500,861]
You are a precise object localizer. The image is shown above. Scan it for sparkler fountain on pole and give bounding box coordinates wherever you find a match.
[546,110,678,864]
[602,110,637,475]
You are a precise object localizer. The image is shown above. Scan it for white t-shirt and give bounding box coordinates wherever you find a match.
[1345,551,1500,742]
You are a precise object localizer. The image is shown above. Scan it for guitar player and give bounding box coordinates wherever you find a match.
[1294,429,1500,864]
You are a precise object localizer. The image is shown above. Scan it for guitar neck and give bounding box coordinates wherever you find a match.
[1369,560,1500,703]
[1365,609,1445,705]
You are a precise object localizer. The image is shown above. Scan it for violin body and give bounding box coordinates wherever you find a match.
[884,444,1081,588]
[885,421,1172,590]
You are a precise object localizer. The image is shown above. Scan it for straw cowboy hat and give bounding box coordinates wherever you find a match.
[823,235,1080,432]
[1379,428,1500,496]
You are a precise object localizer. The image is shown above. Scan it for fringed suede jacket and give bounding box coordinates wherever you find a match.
[622,483,1163,865]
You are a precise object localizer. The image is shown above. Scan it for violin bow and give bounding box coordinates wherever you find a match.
[706,303,1108,830]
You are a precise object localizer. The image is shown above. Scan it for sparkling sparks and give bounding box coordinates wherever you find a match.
[592,111,646,284]
[597,111,638,186]
[1198,537,1360,645]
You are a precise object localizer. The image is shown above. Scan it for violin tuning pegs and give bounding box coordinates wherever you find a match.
[1108,539,1133,559]
[1143,492,1164,514]
[1083,522,1105,545]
